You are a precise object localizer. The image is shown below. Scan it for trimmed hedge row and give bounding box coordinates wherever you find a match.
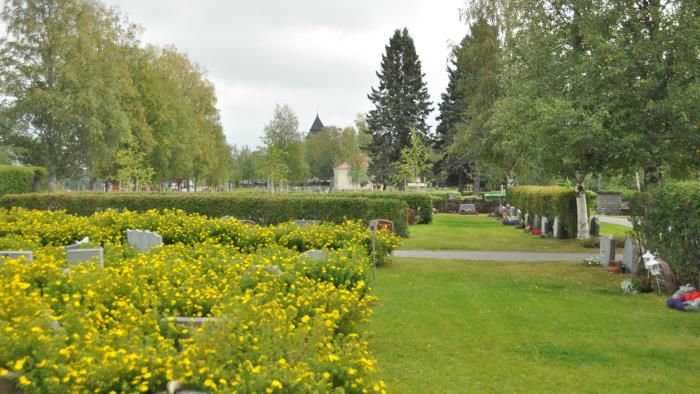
[334,192,433,224]
[507,186,581,238]
[631,182,700,286]
[0,192,410,236]
[0,165,47,196]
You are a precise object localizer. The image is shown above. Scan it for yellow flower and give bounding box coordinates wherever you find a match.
[18,376,31,386]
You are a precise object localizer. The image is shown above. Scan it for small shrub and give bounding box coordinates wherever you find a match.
[507,186,592,239]
[0,165,47,196]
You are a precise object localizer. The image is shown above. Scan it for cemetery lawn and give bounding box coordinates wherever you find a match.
[402,214,631,252]
[369,258,700,393]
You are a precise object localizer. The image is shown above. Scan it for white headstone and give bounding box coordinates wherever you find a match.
[303,249,327,261]
[67,248,104,267]
[541,216,550,235]
[0,251,33,263]
[622,238,640,275]
[533,215,541,229]
[459,204,477,215]
[126,229,163,252]
[599,235,615,267]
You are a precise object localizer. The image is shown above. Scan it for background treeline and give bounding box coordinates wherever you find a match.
[0,0,231,191]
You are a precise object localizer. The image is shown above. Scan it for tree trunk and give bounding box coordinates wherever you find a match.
[506,168,515,188]
[575,170,590,240]
[457,172,465,194]
[643,166,662,188]
[48,174,57,193]
[473,170,481,195]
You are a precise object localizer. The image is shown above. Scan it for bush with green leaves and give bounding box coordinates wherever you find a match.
[631,182,700,286]
[0,192,410,237]
[0,166,47,196]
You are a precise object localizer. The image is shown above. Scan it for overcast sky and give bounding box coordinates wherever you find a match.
[104,0,470,149]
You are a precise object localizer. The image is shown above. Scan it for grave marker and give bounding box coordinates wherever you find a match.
[67,248,104,268]
[0,251,33,263]
[590,217,600,237]
[459,204,477,215]
[553,217,564,239]
[599,235,615,267]
[541,216,550,235]
[622,238,640,274]
[369,219,395,233]
[127,229,163,252]
[533,215,541,229]
[303,249,327,261]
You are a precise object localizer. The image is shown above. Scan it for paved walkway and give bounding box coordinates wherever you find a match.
[394,250,623,261]
[594,215,633,228]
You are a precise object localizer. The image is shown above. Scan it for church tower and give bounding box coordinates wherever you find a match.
[308,113,324,135]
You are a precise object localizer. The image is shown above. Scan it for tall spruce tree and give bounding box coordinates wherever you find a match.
[367,28,432,187]
[435,36,471,191]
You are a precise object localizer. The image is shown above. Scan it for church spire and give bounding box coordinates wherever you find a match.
[309,113,324,134]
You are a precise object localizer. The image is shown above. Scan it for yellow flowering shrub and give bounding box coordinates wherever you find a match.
[0,209,397,393]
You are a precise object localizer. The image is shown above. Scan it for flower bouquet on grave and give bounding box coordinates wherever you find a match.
[608,260,622,273]
[529,228,543,236]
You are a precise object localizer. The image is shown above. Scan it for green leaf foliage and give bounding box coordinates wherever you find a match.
[631,182,700,286]
[0,165,47,196]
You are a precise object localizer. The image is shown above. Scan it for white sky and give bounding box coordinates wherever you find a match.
[104,0,470,149]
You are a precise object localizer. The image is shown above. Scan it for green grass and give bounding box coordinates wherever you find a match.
[599,221,633,237]
[403,214,633,252]
[369,258,700,393]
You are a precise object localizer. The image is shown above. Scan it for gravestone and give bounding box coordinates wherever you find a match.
[599,235,615,267]
[67,248,104,268]
[160,316,225,328]
[303,249,327,261]
[448,193,457,201]
[0,372,22,394]
[590,217,600,237]
[655,259,677,295]
[622,238,640,274]
[126,229,163,252]
[239,219,256,226]
[459,204,477,215]
[0,251,33,263]
[524,213,530,227]
[369,219,395,233]
[509,207,516,217]
[533,215,541,230]
[65,237,90,251]
[295,219,320,227]
[541,216,550,235]
[553,217,564,239]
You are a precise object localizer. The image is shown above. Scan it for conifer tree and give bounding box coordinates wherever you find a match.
[366,28,432,187]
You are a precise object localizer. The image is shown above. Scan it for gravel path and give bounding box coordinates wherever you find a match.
[394,250,623,261]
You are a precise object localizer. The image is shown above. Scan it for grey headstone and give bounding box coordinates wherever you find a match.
[553,217,564,239]
[127,229,163,252]
[590,217,600,237]
[533,215,541,230]
[251,264,283,275]
[239,219,256,226]
[295,219,320,227]
[0,372,21,394]
[622,238,640,274]
[509,207,516,217]
[524,213,530,226]
[599,235,615,267]
[0,251,33,263]
[160,316,225,327]
[541,216,550,235]
[459,204,477,214]
[67,248,104,268]
[303,249,327,261]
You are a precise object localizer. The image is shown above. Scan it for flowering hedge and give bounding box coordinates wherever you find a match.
[0,209,399,392]
[0,192,410,237]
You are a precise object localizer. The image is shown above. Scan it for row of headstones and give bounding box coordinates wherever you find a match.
[599,235,640,274]
[0,229,165,267]
[498,205,565,239]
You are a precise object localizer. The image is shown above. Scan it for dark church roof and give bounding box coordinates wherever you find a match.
[309,114,324,134]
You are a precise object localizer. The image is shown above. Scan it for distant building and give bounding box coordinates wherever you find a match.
[333,155,373,191]
[308,114,324,135]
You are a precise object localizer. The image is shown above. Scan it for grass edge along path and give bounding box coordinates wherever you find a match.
[369,258,700,394]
